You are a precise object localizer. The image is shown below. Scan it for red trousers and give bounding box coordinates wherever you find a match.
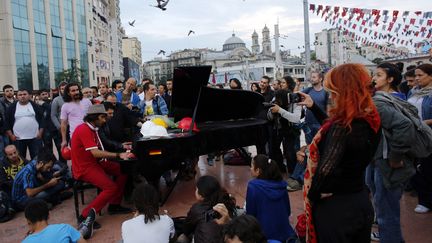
[77,160,127,217]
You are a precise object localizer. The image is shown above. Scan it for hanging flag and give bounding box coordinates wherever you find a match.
[393,10,399,17]
[383,10,389,16]
[334,6,340,14]
[309,4,315,12]
[361,20,366,26]
[428,19,432,26]
[419,19,424,25]
[403,11,409,17]
[410,18,416,25]
[317,5,323,15]
[369,21,373,27]
[342,7,348,17]
[415,11,422,16]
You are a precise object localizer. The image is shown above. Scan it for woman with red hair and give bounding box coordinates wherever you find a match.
[298,63,381,243]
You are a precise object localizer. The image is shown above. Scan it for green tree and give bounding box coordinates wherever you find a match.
[58,59,85,83]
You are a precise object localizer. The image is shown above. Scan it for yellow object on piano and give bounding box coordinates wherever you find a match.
[152,117,168,128]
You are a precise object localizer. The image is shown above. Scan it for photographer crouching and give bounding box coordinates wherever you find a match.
[267,77,303,174]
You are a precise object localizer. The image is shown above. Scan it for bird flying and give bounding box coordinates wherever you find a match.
[128,20,135,27]
[157,50,166,55]
[155,0,170,11]
[188,30,195,36]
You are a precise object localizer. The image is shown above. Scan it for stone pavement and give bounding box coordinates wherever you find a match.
[0,156,431,243]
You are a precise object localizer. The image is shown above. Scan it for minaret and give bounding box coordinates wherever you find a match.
[252,30,260,55]
[274,23,283,79]
[262,25,272,56]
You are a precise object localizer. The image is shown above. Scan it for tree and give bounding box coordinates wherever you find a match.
[58,59,85,83]
[372,58,384,65]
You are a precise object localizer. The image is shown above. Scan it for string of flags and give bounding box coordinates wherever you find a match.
[309,4,432,55]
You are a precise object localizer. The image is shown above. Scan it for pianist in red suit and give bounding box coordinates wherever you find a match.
[71,104,133,228]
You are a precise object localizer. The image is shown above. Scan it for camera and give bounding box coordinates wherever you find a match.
[205,209,221,222]
[262,102,275,108]
[288,93,301,103]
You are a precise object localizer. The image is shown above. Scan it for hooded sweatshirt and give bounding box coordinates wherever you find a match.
[246,178,295,242]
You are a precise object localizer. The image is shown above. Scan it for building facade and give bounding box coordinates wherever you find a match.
[144,25,306,85]
[108,0,124,81]
[122,36,142,66]
[0,0,91,90]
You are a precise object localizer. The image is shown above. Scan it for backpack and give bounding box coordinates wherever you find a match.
[0,191,14,223]
[223,148,251,166]
[374,92,432,159]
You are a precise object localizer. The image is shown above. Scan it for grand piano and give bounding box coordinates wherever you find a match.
[129,66,268,203]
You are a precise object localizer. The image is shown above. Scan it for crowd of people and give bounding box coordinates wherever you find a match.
[0,61,431,243]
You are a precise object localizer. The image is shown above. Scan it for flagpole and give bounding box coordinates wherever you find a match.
[303,0,311,81]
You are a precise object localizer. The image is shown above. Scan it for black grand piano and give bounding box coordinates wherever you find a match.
[129,66,268,203]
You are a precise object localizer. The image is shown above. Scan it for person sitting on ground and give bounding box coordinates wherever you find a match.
[22,199,87,242]
[246,154,296,243]
[0,145,28,195]
[177,175,237,243]
[223,214,279,243]
[11,149,71,211]
[121,184,175,243]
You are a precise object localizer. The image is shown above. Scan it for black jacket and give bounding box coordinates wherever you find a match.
[4,101,45,133]
[107,103,138,142]
[98,124,124,152]
[183,202,224,243]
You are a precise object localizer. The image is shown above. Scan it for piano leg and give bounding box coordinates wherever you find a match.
[159,157,198,206]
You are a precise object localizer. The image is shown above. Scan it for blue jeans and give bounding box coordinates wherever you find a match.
[14,180,65,211]
[366,163,405,243]
[290,162,306,183]
[305,123,321,144]
[14,138,41,160]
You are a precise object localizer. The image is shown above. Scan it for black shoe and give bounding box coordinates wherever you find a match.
[107,204,132,215]
[78,214,101,229]
[78,208,96,239]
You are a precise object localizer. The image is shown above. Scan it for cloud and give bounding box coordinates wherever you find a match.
[120,0,431,61]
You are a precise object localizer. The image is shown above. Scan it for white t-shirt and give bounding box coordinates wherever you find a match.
[139,92,145,101]
[121,214,175,243]
[408,96,424,119]
[13,103,39,140]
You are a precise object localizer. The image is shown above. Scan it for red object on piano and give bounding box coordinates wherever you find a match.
[127,152,137,159]
[61,147,71,160]
[178,117,199,132]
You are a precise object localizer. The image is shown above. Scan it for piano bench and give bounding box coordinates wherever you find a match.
[72,179,102,223]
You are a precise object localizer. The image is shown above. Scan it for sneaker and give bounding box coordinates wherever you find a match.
[414,204,431,214]
[287,178,302,192]
[78,214,101,229]
[78,208,96,239]
[371,232,380,241]
[107,204,132,215]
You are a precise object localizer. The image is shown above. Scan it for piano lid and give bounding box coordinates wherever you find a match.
[171,66,265,123]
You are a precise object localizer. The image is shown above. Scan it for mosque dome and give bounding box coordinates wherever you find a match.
[223,33,246,51]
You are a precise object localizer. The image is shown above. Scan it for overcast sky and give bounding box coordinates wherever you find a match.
[119,0,431,62]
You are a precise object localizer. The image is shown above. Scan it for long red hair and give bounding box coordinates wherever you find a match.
[324,63,377,129]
